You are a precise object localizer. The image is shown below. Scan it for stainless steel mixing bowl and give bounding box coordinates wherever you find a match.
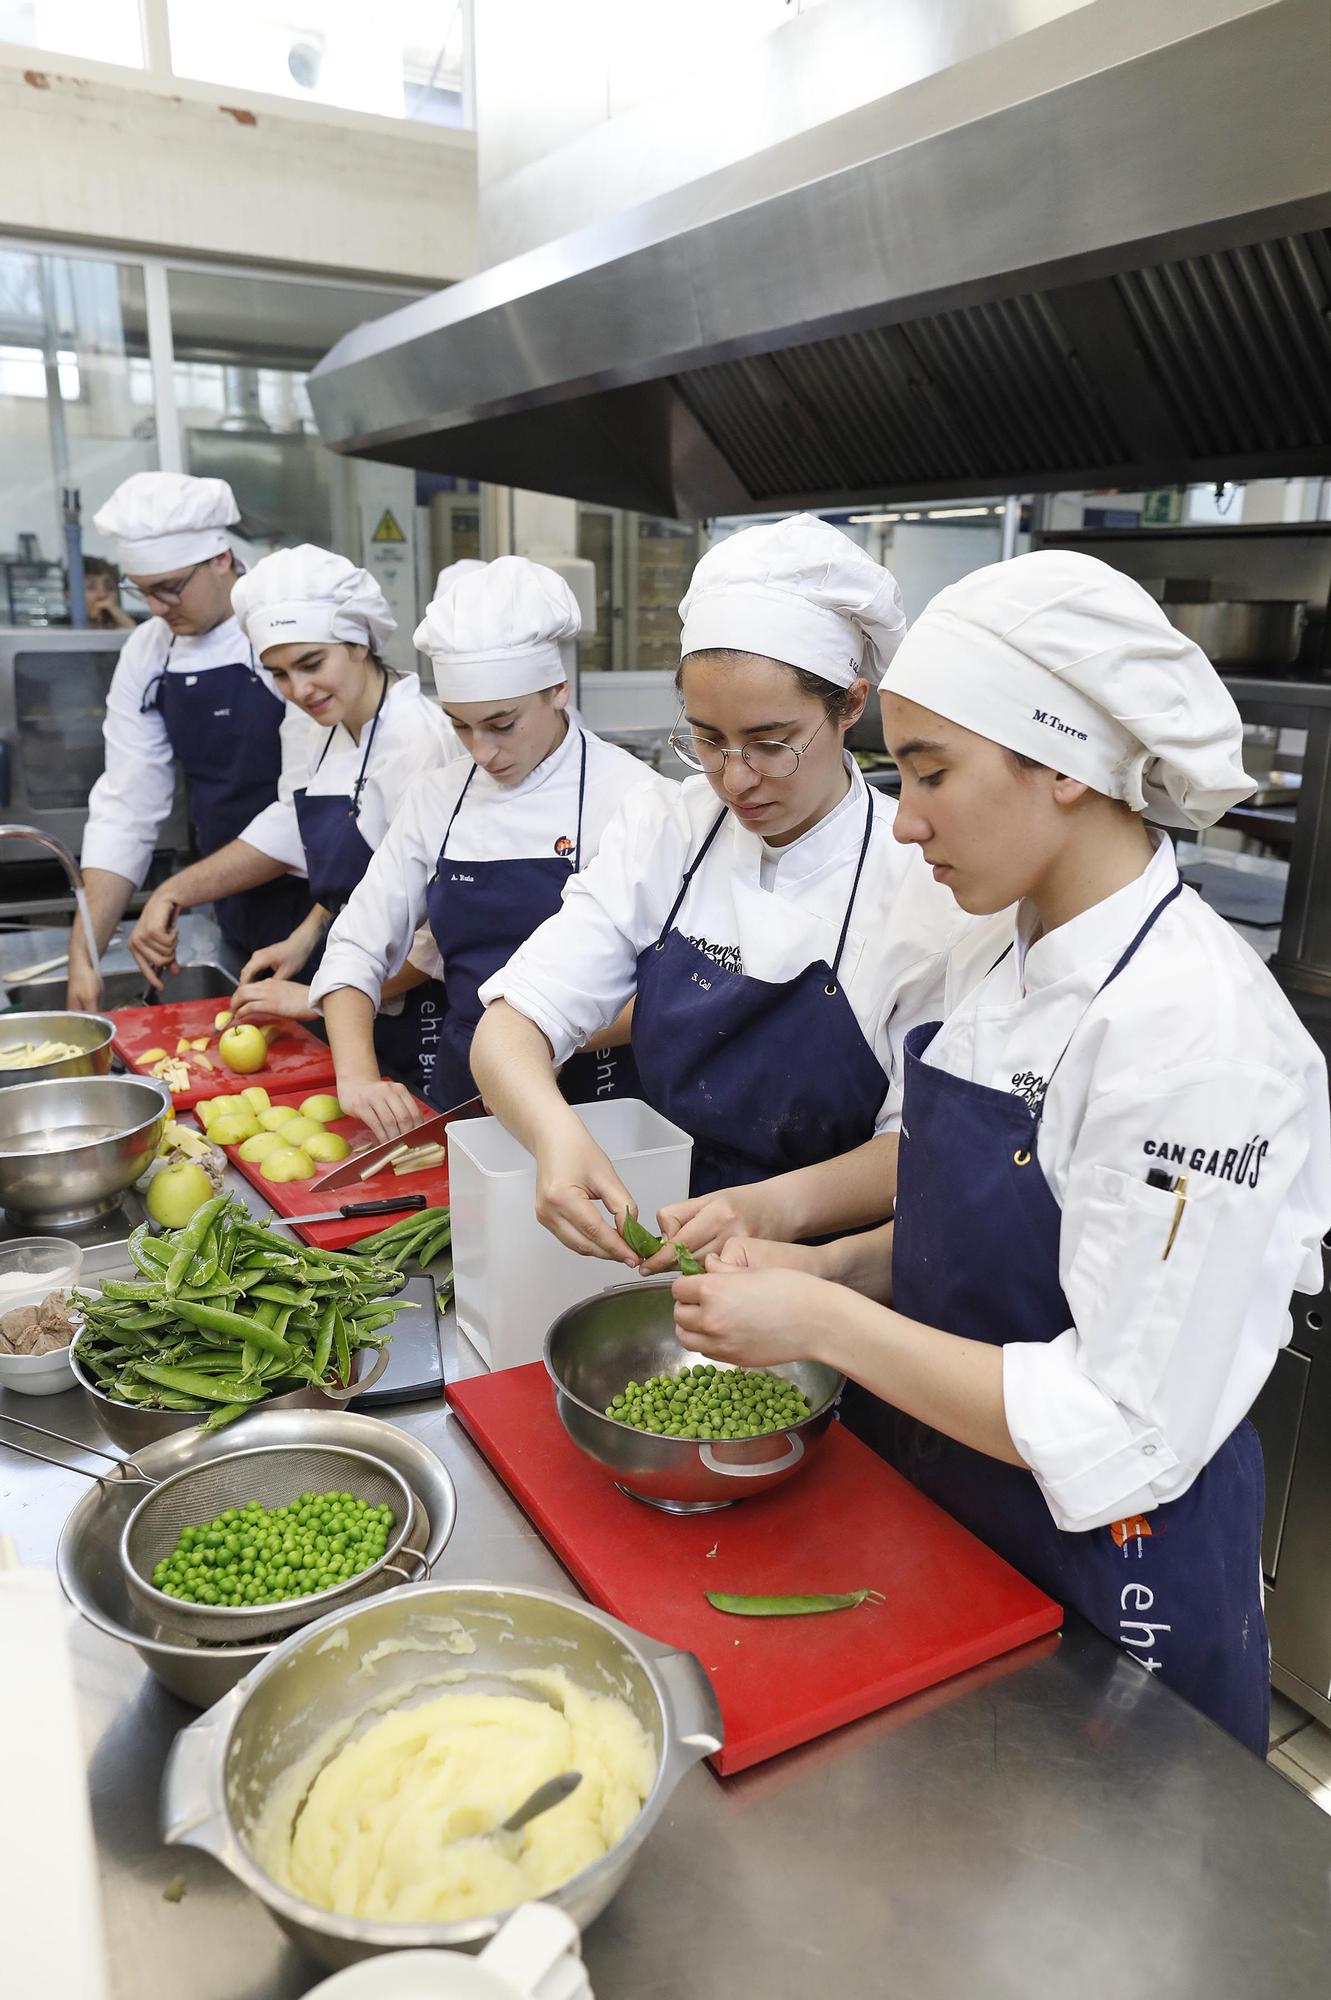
[545,1279,843,1512]
[0,1010,115,1087]
[0,1073,168,1225]
[56,1407,459,1707]
[161,1580,722,1970]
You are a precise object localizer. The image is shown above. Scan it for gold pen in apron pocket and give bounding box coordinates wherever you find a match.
[1146,1166,1189,1259]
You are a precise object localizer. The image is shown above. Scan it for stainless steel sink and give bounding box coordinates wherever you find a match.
[4,962,235,1012]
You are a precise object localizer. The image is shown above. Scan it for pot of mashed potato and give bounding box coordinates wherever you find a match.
[161,1580,723,1974]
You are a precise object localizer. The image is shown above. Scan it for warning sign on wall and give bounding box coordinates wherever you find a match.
[370,508,407,544]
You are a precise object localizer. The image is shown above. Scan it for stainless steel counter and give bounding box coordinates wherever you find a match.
[6,1357,1331,2000]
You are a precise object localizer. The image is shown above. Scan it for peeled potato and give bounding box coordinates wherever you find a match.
[259,1145,316,1183]
[302,1129,351,1163]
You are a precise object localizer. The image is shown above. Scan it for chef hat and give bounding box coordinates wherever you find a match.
[414,555,580,702]
[883,551,1253,830]
[433,557,487,599]
[93,472,239,577]
[231,544,396,657]
[680,514,907,690]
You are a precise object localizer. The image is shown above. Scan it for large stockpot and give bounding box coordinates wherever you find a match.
[545,1279,843,1512]
[0,1010,115,1087]
[161,1580,723,1971]
[56,1407,458,1707]
[0,1073,168,1226]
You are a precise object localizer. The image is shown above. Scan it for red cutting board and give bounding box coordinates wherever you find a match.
[110,998,335,1110]
[201,1089,449,1250]
[447,1364,1063,1776]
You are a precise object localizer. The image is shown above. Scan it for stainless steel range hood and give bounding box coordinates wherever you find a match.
[309,0,1331,518]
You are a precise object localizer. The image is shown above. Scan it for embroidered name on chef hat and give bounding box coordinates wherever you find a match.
[232,545,396,655]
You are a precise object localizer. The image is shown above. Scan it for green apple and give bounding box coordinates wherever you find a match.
[299,1094,345,1123]
[302,1129,351,1163]
[146,1161,214,1228]
[275,1114,322,1145]
[241,1084,271,1112]
[218,1024,268,1074]
[259,1145,316,1183]
[237,1131,288,1163]
[208,1107,262,1147]
[258,1105,300,1132]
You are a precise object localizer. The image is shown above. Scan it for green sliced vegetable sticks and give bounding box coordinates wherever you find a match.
[704,1589,886,1617]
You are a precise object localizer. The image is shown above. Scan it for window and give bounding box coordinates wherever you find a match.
[0,347,80,400]
[0,0,143,65]
[167,0,469,125]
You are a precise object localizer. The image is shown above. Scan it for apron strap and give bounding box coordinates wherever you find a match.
[571,726,589,871]
[315,669,391,818]
[826,787,877,995]
[438,759,480,863]
[654,807,729,949]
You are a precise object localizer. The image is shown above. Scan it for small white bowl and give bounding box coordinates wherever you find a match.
[0,1342,76,1396]
[0,1240,82,1394]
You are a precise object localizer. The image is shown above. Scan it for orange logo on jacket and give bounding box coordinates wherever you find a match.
[1110,1517,1153,1549]
[553,835,575,858]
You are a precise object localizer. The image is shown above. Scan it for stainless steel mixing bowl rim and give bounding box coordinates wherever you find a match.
[0,1009,117,1050]
[160,1577,723,1951]
[542,1281,845,1435]
[0,1071,170,1157]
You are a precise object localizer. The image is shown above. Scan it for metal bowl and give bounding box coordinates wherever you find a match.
[56,1407,459,1708]
[0,1073,168,1226]
[0,1010,115,1087]
[161,1580,722,1971]
[545,1280,843,1513]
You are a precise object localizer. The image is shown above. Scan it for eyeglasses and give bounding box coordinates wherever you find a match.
[130,560,207,609]
[668,709,830,779]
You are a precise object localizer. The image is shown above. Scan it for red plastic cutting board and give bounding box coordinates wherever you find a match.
[201,1089,448,1250]
[110,998,335,1110]
[447,1363,1063,1775]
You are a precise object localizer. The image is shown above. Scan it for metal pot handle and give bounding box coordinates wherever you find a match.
[652,1645,723,1762]
[317,1343,391,1404]
[381,1540,432,1584]
[160,1682,248,1861]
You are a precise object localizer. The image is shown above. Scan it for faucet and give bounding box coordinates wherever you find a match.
[0,825,97,967]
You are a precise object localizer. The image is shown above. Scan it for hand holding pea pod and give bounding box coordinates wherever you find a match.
[620,1212,707,1277]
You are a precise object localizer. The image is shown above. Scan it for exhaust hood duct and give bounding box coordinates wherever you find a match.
[309,0,1331,518]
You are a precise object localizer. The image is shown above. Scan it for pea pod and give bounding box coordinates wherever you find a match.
[704,1589,885,1617]
[134,1363,268,1405]
[167,1298,293,1357]
[620,1212,664,1259]
[674,1245,705,1276]
[162,1193,230,1295]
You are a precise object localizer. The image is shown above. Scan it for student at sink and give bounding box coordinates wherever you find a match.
[124,545,462,1098]
[470,515,974,1262]
[309,556,664,1138]
[669,550,1331,1754]
[69,472,313,1010]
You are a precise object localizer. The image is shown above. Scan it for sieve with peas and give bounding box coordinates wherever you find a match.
[151,1489,395,1608]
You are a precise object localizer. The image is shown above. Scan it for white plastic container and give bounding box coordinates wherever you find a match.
[447,1098,692,1370]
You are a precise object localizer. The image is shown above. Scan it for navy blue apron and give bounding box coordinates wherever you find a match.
[292,677,445,1101]
[631,788,888,1196]
[842,879,1269,1754]
[147,639,311,958]
[424,727,638,1111]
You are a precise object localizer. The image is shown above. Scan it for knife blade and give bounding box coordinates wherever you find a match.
[309,1094,486,1193]
[275,1194,429,1226]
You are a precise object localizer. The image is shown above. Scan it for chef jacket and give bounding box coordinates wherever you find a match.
[81,614,292,886]
[310,722,665,1008]
[240,673,463,872]
[929,834,1331,1533]
[481,760,976,1133]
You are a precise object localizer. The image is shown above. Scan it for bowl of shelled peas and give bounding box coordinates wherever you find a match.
[544,1280,843,1513]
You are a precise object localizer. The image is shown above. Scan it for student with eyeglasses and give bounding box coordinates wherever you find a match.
[471,515,975,1268]
[68,472,311,1009]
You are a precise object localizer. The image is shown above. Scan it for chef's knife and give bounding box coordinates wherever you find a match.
[309,1094,486,1193]
[275,1194,428,1226]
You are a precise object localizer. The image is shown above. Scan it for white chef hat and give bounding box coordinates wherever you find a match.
[680,514,907,690]
[883,551,1253,830]
[433,557,487,599]
[93,472,239,577]
[414,555,580,702]
[231,544,396,656]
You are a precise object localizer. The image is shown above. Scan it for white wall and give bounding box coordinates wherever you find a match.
[0,63,476,284]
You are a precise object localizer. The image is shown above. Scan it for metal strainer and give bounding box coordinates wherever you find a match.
[119,1443,422,1644]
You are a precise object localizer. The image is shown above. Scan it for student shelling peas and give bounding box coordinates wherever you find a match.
[150,1490,394,1607]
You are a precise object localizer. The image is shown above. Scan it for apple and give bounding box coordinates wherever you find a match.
[259,1145,316,1183]
[218,1024,268,1074]
[214,1010,233,1029]
[302,1130,351,1163]
[208,1107,262,1147]
[241,1085,271,1112]
[259,1105,301,1132]
[146,1161,214,1228]
[299,1094,345,1123]
[194,1097,219,1126]
[237,1132,288,1163]
[275,1115,322,1145]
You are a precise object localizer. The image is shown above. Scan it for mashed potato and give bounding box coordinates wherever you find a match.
[258,1669,656,1924]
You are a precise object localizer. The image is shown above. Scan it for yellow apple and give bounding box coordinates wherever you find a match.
[237,1131,288,1163]
[214,1010,233,1029]
[241,1085,271,1112]
[258,1105,300,1132]
[302,1129,351,1163]
[208,1106,262,1147]
[275,1115,321,1145]
[146,1161,214,1228]
[259,1145,316,1183]
[218,1024,268,1074]
[299,1094,345,1123]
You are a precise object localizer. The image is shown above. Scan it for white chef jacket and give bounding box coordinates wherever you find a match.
[481,760,976,1132]
[310,722,665,1007]
[81,614,291,887]
[927,834,1331,1534]
[239,673,463,873]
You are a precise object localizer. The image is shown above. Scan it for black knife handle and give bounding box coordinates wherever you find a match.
[338,1194,428,1218]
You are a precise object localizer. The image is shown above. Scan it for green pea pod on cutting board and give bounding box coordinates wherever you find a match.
[705,1589,886,1617]
[620,1213,707,1275]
